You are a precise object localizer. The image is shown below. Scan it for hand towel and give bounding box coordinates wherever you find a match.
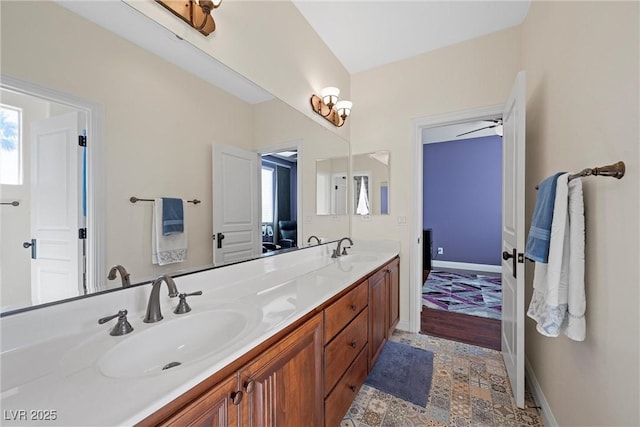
[152,198,187,266]
[524,172,565,262]
[162,197,184,235]
[527,174,586,341]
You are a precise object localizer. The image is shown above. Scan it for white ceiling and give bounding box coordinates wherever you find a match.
[293,0,531,74]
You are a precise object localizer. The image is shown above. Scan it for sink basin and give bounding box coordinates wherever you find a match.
[98,306,261,379]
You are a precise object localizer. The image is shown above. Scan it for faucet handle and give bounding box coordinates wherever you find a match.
[174,291,203,314]
[341,246,351,256]
[98,309,134,336]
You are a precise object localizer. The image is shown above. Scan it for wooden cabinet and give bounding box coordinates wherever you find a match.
[241,313,323,427]
[160,374,240,427]
[369,257,400,369]
[324,347,368,427]
[387,257,400,336]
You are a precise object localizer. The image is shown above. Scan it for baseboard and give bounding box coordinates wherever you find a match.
[396,320,414,333]
[431,260,502,273]
[525,357,558,427]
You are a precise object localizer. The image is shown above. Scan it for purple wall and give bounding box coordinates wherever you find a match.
[423,136,502,266]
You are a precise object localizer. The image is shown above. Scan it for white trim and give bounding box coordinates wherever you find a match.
[432,260,502,273]
[256,140,303,247]
[525,357,559,427]
[396,320,411,332]
[0,74,105,296]
[409,104,504,332]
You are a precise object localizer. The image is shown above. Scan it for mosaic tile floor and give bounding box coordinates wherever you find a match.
[422,270,502,320]
[341,331,544,427]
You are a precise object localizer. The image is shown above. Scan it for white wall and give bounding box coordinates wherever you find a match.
[350,27,521,329]
[521,1,639,425]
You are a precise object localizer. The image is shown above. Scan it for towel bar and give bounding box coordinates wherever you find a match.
[535,161,625,189]
[130,197,201,204]
[1,201,19,206]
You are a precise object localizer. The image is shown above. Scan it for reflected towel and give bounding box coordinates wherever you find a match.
[524,172,565,263]
[152,198,187,265]
[162,197,184,235]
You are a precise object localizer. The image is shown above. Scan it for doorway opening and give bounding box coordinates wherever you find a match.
[420,120,503,349]
[259,144,301,254]
[0,77,103,311]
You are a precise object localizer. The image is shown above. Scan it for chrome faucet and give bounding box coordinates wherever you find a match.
[144,275,179,323]
[332,237,354,258]
[307,235,321,246]
[107,265,131,288]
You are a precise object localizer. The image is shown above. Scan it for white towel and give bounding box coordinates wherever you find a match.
[152,198,188,266]
[527,174,586,341]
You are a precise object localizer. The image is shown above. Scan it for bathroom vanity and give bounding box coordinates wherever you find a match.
[0,241,399,427]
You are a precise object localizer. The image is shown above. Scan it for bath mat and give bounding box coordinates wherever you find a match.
[365,340,434,407]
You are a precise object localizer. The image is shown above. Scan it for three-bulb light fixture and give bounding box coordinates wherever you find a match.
[156,0,222,36]
[310,87,352,127]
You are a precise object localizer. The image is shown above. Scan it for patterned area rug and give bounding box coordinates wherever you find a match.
[341,331,544,427]
[422,270,502,320]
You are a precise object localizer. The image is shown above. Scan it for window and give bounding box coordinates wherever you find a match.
[0,104,22,185]
[261,166,274,223]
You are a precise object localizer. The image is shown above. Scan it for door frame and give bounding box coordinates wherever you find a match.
[409,104,504,333]
[256,140,303,246]
[1,74,105,295]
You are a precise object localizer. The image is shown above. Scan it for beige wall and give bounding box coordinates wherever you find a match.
[521,1,639,425]
[125,0,352,141]
[1,1,254,285]
[350,27,521,329]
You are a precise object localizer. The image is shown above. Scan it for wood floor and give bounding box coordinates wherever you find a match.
[420,307,501,351]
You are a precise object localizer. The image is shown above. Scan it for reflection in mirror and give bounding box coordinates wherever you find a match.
[0,0,349,314]
[352,151,390,215]
[315,156,349,215]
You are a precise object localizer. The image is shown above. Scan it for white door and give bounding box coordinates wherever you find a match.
[332,174,347,215]
[501,71,526,408]
[212,143,261,266]
[30,112,83,304]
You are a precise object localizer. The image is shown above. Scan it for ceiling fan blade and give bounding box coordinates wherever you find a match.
[455,124,496,137]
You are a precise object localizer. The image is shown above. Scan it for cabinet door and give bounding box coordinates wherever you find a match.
[387,258,400,336]
[240,313,324,427]
[368,270,388,370]
[160,374,240,427]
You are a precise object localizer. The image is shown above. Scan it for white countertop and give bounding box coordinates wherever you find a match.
[0,241,399,426]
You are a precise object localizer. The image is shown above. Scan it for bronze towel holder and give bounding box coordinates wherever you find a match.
[130,197,201,204]
[536,161,625,189]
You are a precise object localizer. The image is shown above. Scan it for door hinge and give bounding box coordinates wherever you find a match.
[79,228,87,239]
[79,135,87,147]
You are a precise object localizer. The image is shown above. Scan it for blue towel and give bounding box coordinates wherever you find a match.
[524,172,565,263]
[162,197,184,235]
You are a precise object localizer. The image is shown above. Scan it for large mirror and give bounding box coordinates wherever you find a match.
[352,151,390,215]
[0,0,349,314]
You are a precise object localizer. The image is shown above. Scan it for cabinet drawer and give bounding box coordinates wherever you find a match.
[324,348,368,427]
[324,280,368,343]
[324,307,368,395]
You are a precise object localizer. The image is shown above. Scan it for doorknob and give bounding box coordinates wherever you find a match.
[216,232,225,249]
[23,239,37,259]
[502,248,517,279]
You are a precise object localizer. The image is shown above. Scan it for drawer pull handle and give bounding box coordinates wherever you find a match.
[231,391,243,405]
[350,340,357,348]
[350,304,357,311]
[244,380,255,394]
[349,385,356,392]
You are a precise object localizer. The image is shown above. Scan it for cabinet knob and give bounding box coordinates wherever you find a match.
[349,385,356,392]
[230,391,243,405]
[244,380,255,394]
[350,340,357,348]
[350,304,357,312]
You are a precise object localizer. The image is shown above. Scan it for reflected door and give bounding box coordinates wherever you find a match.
[212,143,261,266]
[30,112,83,304]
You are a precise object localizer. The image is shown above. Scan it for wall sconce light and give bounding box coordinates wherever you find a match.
[310,87,352,127]
[156,0,222,36]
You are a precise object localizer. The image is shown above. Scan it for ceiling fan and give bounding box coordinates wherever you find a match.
[456,119,503,137]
